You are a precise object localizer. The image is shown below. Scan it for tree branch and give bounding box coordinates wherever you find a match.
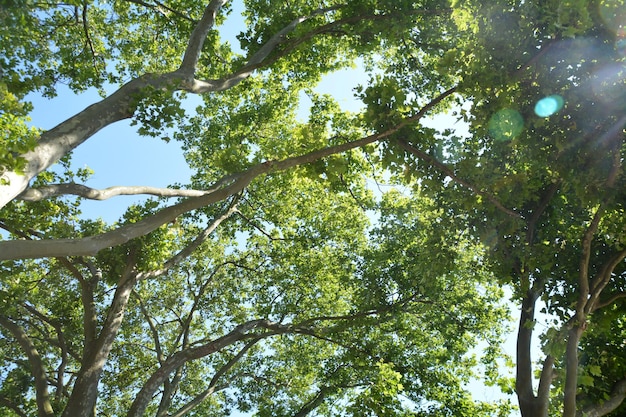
[180,5,344,93]
[133,291,165,364]
[125,0,196,23]
[0,316,55,417]
[169,338,260,417]
[178,0,228,74]
[0,396,29,417]
[576,376,626,417]
[516,288,550,417]
[293,387,336,417]
[61,251,138,417]
[526,180,562,244]
[18,183,212,201]
[136,196,240,280]
[594,291,626,311]
[21,303,72,400]
[127,319,294,417]
[0,85,455,260]
[0,1,333,206]
[588,249,626,314]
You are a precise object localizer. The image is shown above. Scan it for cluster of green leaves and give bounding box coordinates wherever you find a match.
[0,82,39,182]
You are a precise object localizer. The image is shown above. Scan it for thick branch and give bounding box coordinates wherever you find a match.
[0,316,54,417]
[61,253,138,417]
[178,0,228,73]
[588,249,626,314]
[526,181,561,244]
[563,326,585,417]
[293,386,335,417]
[18,183,211,201]
[562,207,602,417]
[75,259,101,359]
[516,288,550,417]
[0,1,335,207]
[0,86,454,261]
[576,376,626,417]
[0,397,29,417]
[181,5,343,93]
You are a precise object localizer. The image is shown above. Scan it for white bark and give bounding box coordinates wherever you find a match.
[0,132,384,260]
[17,183,211,201]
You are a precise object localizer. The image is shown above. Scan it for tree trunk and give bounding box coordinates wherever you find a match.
[563,325,585,417]
[62,272,137,417]
[516,290,550,417]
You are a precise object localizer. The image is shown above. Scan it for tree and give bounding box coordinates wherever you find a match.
[371,1,626,416]
[1,1,512,416]
[1,0,625,417]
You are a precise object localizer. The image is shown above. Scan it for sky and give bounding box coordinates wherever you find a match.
[16,0,558,414]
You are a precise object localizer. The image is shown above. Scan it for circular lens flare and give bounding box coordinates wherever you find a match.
[599,0,626,53]
[488,109,524,141]
[599,0,626,32]
[534,95,564,117]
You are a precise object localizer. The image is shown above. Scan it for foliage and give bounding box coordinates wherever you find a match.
[1,0,626,417]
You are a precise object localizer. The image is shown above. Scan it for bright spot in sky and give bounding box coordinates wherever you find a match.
[488,109,524,141]
[534,95,564,117]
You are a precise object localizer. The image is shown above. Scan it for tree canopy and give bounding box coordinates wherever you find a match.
[1,1,625,417]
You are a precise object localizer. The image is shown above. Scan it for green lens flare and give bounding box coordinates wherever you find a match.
[488,109,524,141]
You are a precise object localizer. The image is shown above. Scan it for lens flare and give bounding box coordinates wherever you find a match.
[599,0,626,52]
[599,0,626,33]
[591,62,626,108]
[488,109,524,141]
[534,95,564,117]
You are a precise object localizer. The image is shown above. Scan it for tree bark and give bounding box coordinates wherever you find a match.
[577,377,626,417]
[61,261,137,417]
[0,1,346,210]
[17,183,212,201]
[563,325,585,417]
[0,316,55,417]
[126,320,292,417]
[516,289,551,417]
